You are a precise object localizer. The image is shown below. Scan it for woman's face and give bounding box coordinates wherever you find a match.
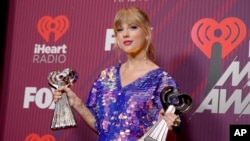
[116,23,146,56]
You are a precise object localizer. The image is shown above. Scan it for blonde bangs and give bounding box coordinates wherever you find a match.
[113,7,149,36]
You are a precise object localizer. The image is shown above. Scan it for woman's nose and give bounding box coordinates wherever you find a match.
[122,29,129,37]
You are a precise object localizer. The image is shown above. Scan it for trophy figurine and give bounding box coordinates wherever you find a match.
[48,68,78,129]
[139,86,193,141]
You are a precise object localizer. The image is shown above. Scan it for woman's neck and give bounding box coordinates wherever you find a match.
[123,57,158,71]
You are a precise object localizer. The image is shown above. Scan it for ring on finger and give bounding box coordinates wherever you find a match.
[173,116,181,127]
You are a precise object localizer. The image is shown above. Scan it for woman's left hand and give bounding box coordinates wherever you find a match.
[159,108,181,130]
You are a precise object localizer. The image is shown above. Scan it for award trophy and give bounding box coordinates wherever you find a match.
[48,68,78,129]
[139,86,193,141]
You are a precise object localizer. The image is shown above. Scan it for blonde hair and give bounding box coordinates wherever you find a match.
[113,7,156,61]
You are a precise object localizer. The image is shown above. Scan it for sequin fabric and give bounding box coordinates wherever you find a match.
[86,64,177,141]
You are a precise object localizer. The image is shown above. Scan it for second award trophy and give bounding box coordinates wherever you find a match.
[139,86,193,141]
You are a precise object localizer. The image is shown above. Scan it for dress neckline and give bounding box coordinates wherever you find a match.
[116,63,162,89]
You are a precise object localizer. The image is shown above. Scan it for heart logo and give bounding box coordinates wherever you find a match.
[37,15,69,42]
[191,17,246,58]
[25,133,56,141]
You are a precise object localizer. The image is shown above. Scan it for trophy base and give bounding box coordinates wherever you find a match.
[50,93,77,129]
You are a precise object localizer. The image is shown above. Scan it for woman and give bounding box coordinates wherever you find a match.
[54,7,180,141]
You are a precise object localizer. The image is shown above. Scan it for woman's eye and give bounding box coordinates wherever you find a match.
[130,26,138,29]
[117,28,123,32]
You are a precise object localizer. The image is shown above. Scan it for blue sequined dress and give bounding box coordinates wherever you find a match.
[86,64,177,141]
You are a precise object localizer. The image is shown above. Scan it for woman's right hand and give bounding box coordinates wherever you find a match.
[53,85,80,107]
[53,84,96,131]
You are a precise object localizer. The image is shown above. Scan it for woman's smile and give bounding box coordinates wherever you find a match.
[123,40,133,46]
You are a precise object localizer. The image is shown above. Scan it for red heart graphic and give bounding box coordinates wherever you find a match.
[25,133,56,141]
[191,17,246,58]
[37,15,69,42]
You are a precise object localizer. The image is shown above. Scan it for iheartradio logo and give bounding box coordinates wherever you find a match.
[33,15,69,64]
[37,15,69,42]
[25,133,56,141]
[191,17,246,58]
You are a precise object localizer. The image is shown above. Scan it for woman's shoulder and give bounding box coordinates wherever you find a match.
[98,64,121,76]
[157,68,175,80]
[157,68,171,76]
[101,64,120,72]
[156,67,178,88]
[151,66,177,85]
[150,64,168,76]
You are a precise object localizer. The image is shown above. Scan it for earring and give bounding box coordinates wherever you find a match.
[117,42,121,48]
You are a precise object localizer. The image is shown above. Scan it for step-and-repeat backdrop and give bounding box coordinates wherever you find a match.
[1,0,250,141]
